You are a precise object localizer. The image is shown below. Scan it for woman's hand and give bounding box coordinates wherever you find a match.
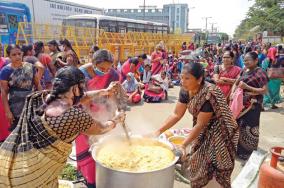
[106,81,120,96]
[6,110,14,124]
[219,77,228,82]
[144,130,161,138]
[238,81,249,90]
[103,120,116,131]
[112,111,126,125]
[175,144,187,162]
[217,79,226,84]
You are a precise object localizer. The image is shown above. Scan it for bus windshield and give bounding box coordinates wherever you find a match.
[207,33,221,44]
[0,2,31,44]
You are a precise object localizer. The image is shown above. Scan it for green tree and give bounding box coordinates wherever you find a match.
[234,0,284,40]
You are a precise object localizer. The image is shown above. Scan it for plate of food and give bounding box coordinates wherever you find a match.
[159,128,191,145]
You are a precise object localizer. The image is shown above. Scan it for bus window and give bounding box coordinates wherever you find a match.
[163,26,169,34]
[0,2,31,44]
[119,27,126,33]
[64,19,97,28]
[8,14,18,31]
[118,21,127,33]
[0,13,8,34]
[126,22,136,32]
[156,26,163,33]
[100,20,118,32]
[145,24,154,33]
[135,23,145,32]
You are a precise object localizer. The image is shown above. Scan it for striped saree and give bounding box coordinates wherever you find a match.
[0,91,73,187]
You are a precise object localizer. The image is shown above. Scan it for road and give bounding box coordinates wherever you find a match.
[121,85,284,188]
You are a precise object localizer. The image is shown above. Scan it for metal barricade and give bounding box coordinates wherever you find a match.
[16,22,192,62]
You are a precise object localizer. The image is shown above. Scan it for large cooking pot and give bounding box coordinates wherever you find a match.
[91,135,179,188]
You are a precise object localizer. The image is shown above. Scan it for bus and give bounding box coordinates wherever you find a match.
[206,32,222,44]
[0,1,31,44]
[63,14,169,34]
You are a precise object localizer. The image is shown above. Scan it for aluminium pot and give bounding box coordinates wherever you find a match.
[91,135,179,188]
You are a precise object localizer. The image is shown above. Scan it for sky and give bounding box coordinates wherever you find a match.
[66,0,255,36]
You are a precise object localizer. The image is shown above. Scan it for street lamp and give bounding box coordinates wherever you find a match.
[202,17,212,32]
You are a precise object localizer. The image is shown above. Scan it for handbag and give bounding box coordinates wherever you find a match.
[147,81,163,94]
[229,88,244,119]
[267,68,284,79]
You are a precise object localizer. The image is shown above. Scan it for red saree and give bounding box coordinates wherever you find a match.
[75,68,119,186]
[216,66,241,98]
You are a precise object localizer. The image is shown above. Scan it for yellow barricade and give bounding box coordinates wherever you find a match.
[16,22,192,63]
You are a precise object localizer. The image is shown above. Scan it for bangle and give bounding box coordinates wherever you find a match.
[108,119,116,125]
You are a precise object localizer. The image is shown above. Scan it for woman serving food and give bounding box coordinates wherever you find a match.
[154,63,239,188]
[0,66,125,187]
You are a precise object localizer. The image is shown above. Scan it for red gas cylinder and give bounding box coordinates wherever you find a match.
[258,147,284,188]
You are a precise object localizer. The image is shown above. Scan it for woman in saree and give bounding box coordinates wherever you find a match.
[0,45,42,131]
[143,71,169,103]
[77,49,122,187]
[34,41,57,89]
[56,39,80,68]
[48,40,63,71]
[120,56,144,83]
[122,72,141,104]
[0,47,10,144]
[151,44,164,75]
[213,51,241,100]
[154,63,239,188]
[0,66,125,187]
[262,47,282,109]
[232,51,268,160]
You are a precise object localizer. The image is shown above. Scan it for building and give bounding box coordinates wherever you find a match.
[105,4,189,33]
[4,0,103,25]
[163,4,188,34]
[105,6,167,25]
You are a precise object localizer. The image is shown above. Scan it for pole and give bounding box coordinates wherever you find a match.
[143,0,146,20]
[202,17,212,32]
[32,0,36,23]
[209,22,217,33]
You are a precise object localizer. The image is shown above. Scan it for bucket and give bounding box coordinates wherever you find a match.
[270,147,284,168]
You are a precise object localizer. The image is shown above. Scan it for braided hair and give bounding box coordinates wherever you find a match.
[34,41,44,58]
[37,66,85,115]
[60,39,80,64]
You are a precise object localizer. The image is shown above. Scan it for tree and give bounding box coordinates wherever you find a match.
[219,32,229,42]
[234,0,284,40]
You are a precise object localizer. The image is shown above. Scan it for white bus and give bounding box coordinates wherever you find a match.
[63,14,169,34]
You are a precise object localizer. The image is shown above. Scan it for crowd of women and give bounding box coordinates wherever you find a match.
[0,38,283,188]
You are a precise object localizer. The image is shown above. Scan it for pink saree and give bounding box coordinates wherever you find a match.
[151,51,163,75]
[0,58,10,142]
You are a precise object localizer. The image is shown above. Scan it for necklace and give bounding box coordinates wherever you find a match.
[11,62,23,69]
